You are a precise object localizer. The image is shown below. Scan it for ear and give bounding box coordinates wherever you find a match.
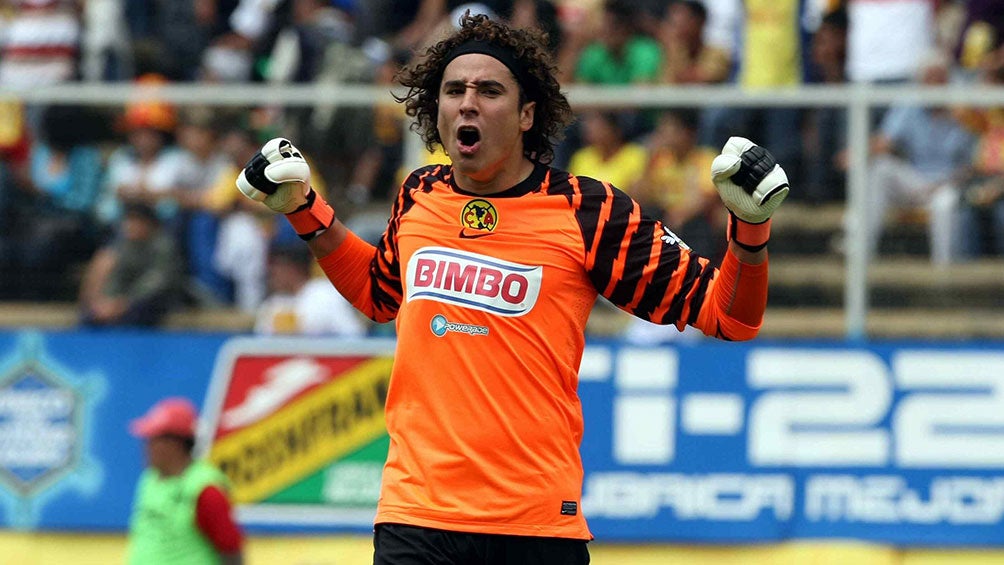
[519,101,535,133]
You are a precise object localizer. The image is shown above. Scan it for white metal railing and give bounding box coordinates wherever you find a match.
[7,82,1004,338]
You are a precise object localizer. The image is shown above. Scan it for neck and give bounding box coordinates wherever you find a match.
[158,455,192,477]
[454,154,535,195]
[670,144,692,159]
[599,141,623,161]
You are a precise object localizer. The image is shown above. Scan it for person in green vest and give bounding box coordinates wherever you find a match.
[126,397,244,565]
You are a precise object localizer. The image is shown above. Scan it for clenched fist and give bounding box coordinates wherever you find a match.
[236,138,312,214]
[710,137,789,224]
[236,138,335,241]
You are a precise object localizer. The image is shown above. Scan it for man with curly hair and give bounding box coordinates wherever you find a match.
[236,13,790,564]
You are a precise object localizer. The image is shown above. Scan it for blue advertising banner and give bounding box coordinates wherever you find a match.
[577,340,1004,546]
[0,330,1002,547]
[0,331,228,531]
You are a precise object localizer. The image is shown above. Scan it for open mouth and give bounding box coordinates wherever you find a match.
[456,126,481,154]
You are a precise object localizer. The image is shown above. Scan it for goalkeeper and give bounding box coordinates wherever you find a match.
[236,13,788,564]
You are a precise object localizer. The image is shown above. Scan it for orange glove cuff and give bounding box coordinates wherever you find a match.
[286,189,335,241]
[727,212,771,252]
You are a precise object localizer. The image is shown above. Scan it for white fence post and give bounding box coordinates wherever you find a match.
[845,86,872,340]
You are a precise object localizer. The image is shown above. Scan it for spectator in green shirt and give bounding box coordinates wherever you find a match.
[571,0,663,85]
[78,202,183,327]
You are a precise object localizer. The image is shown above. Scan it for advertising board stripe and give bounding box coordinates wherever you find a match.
[209,357,392,503]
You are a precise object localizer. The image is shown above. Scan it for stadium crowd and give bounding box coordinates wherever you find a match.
[1,0,1003,332]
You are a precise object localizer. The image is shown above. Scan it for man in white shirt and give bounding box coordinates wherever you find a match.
[254,242,367,336]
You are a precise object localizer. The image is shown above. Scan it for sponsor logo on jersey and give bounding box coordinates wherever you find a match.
[430,314,489,337]
[406,247,542,316]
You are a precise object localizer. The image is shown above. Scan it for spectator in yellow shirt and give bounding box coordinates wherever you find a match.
[567,111,647,191]
[632,109,727,260]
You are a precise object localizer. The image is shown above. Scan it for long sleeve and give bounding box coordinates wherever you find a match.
[194,485,243,555]
[569,175,765,341]
[316,168,438,322]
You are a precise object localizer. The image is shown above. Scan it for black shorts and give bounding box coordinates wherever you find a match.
[373,523,590,565]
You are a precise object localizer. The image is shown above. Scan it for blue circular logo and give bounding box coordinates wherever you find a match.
[430,315,448,337]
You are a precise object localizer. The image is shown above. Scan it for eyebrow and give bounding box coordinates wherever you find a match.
[442,79,507,90]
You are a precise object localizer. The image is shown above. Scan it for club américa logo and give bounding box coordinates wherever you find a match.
[430,314,489,337]
[461,199,498,233]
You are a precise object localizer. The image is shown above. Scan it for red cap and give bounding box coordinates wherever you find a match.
[129,397,198,439]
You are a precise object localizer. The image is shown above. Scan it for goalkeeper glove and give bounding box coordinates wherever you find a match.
[711,136,790,252]
[236,137,335,241]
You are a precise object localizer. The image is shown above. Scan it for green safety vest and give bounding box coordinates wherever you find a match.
[126,460,231,565]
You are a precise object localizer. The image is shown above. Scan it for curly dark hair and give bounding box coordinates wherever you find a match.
[395,13,573,164]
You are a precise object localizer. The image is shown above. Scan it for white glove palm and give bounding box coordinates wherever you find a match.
[236,138,311,214]
[710,137,789,224]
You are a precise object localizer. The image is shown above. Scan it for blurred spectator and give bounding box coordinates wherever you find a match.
[567,111,647,190]
[79,202,183,327]
[847,0,936,85]
[855,53,976,265]
[0,0,81,87]
[99,77,183,228]
[657,0,731,85]
[706,0,816,194]
[506,0,562,52]
[955,0,1004,72]
[126,396,244,565]
[129,0,238,81]
[631,108,727,260]
[6,105,107,300]
[352,0,435,50]
[168,106,233,303]
[564,0,663,86]
[805,6,849,203]
[266,0,355,84]
[202,126,271,312]
[953,48,1004,258]
[254,242,367,336]
[222,0,356,85]
[81,0,132,81]
[0,101,35,298]
[81,0,135,81]
[201,125,329,313]
[345,50,412,205]
[199,42,255,83]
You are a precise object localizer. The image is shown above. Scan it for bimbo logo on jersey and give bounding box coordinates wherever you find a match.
[406,247,542,316]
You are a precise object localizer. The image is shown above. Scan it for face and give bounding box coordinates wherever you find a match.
[267,258,303,294]
[811,24,845,66]
[128,128,164,159]
[582,112,620,148]
[221,131,256,165]
[178,124,215,158]
[666,4,701,43]
[657,115,693,153]
[921,64,948,86]
[601,15,631,51]
[144,436,180,474]
[122,214,155,241]
[437,53,535,190]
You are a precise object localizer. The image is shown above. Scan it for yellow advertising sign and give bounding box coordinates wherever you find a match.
[209,357,393,503]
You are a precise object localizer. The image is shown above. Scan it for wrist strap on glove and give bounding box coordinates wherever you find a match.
[727,212,771,252]
[286,188,335,241]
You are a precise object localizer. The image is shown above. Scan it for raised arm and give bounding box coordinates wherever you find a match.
[234,138,402,322]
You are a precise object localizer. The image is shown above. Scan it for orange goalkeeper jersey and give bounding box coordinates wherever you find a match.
[320,163,767,540]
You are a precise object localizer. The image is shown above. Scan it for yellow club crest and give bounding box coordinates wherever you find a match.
[460,199,499,232]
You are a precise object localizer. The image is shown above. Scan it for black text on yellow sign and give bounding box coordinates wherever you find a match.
[209,357,393,503]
